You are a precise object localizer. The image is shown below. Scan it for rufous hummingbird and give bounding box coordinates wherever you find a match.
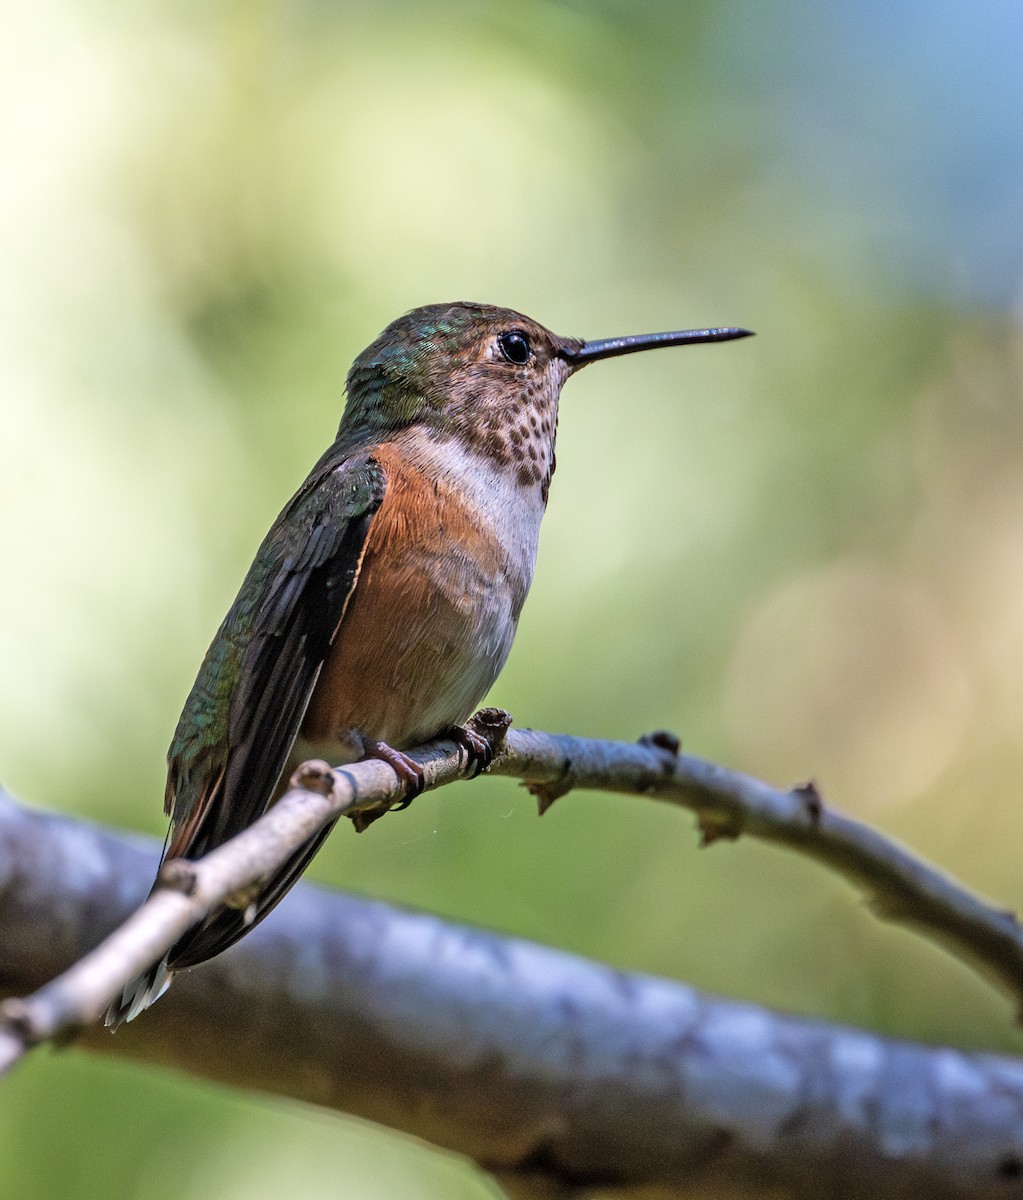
[107,301,751,1025]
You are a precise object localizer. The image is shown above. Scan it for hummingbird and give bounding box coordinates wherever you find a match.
[107,301,751,1025]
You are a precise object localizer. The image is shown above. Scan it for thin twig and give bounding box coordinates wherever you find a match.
[492,728,1023,1014]
[2,720,1022,1080]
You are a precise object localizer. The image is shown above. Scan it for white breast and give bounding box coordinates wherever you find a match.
[401,431,549,617]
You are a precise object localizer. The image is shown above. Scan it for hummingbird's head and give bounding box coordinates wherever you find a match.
[340,301,580,447]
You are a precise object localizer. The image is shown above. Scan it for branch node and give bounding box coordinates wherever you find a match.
[639,729,682,760]
[526,760,575,815]
[466,707,512,759]
[697,810,743,846]
[157,857,198,896]
[290,758,336,796]
[792,779,825,826]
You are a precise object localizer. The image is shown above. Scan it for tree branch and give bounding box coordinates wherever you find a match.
[4,724,1023,1196]
[5,721,1022,1072]
[3,781,1023,1198]
[490,728,1023,1014]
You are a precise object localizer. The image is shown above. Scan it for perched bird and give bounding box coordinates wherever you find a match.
[107,301,751,1025]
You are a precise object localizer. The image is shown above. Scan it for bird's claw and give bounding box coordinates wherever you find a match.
[448,722,496,778]
[348,739,424,832]
[350,713,508,832]
[455,707,511,777]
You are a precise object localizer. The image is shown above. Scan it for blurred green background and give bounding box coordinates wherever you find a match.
[4,0,1023,1195]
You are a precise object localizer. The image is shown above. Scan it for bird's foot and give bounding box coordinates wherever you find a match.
[447,724,494,778]
[447,708,511,778]
[348,740,426,831]
[367,740,426,805]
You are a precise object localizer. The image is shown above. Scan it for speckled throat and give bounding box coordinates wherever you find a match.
[440,378,559,501]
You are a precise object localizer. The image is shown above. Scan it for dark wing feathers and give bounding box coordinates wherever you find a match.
[162,452,385,968]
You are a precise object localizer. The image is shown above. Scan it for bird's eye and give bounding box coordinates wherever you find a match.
[497,330,532,365]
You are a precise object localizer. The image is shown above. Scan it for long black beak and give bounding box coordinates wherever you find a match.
[561,326,753,367]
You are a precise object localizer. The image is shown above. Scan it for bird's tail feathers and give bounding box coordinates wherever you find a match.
[104,959,172,1029]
